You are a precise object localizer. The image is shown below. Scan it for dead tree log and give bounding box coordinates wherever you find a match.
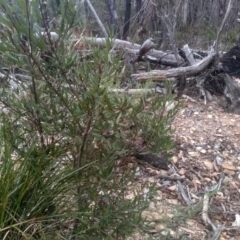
[79,37,181,66]
[131,53,216,82]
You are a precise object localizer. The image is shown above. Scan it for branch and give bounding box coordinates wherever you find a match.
[131,53,216,81]
[214,0,234,54]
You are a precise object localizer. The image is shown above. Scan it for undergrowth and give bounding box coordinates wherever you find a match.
[0,0,179,239]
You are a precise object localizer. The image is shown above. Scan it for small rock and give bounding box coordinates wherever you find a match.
[155,223,165,231]
[190,127,196,132]
[222,162,237,171]
[168,185,177,191]
[200,149,207,154]
[171,156,178,164]
[196,146,202,151]
[203,161,213,171]
[207,115,213,118]
[216,156,223,165]
[161,230,169,236]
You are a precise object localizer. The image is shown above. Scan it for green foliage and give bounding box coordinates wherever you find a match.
[0,0,179,239]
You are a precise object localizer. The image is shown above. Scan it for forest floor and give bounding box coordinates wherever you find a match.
[127,92,240,240]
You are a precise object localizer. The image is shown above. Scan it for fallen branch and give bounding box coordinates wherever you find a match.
[177,181,192,205]
[77,37,180,66]
[201,173,225,239]
[132,53,216,82]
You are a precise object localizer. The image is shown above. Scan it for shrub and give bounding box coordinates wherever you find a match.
[0,0,178,239]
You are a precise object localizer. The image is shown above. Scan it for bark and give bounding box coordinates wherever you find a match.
[85,0,108,38]
[123,0,131,40]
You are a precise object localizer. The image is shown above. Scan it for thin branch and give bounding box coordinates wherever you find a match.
[214,0,234,54]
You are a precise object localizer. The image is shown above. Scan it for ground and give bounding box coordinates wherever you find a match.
[128,94,240,240]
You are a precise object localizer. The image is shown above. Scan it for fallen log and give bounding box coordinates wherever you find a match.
[131,53,216,82]
[75,37,181,66]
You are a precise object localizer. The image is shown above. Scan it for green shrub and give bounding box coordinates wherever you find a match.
[0,0,178,239]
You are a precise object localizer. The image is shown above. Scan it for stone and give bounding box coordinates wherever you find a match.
[171,156,178,163]
[155,223,165,231]
[216,156,223,165]
[200,149,207,154]
[196,146,203,151]
[203,161,213,171]
[168,185,177,191]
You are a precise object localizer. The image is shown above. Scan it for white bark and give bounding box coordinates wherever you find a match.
[182,44,196,65]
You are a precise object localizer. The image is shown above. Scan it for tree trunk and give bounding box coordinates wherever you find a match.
[85,0,108,38]
[105,0,120,38]
[123,0,131,40]
[136,0,142,23]
[182,0,189,25]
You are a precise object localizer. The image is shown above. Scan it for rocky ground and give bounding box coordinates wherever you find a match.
[127,94,240,240]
